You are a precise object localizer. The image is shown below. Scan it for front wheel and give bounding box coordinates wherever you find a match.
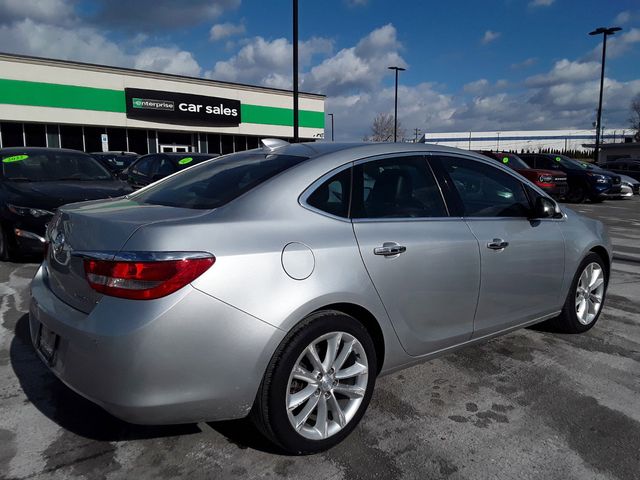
[252,310,377,454]
[566,184,586,203]
[549,252,608,333]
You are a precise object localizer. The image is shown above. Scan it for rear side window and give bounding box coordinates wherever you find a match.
[131,156,156,176]
[438,155,531,218]
[134,153,308,209]
[306,168,351,218]
[352,156,448,219]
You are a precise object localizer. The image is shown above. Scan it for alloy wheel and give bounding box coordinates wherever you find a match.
[575,262,605,325]
[285,331,369,440]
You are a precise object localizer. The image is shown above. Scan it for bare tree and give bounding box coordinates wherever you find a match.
[366,112,405,142]
[630,94,640,142]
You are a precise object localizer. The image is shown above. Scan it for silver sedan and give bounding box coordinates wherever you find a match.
[29,140,612,454]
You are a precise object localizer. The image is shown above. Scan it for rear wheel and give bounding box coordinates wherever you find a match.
[549,252,607,333]
[252,310,377,454]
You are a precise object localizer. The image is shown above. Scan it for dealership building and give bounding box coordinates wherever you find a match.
[0,53,325,154]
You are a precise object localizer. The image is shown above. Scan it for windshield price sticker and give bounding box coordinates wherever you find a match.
[2,155,29,163]
[178,157,193,165]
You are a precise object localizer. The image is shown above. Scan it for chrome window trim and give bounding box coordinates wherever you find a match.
[72,251,214,262]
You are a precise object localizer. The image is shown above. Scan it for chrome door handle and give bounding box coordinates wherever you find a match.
[374,244,407,256]
[487,238,509,250]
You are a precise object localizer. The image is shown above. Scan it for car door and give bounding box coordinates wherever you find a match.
[432,154,565,338]
[351,154,480,356]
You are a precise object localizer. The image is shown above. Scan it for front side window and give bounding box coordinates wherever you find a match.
[306,168,351,218]
[439,156,531,218]
[131,156,156,176]
[351,156,447,219]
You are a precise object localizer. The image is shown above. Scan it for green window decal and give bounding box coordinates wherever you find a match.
[178,157,193,165]
[555,156,562,162]
[502,157,509,164]
[2,154,29,163]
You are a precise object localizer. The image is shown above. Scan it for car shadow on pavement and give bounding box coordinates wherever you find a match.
[10,314,200,442]
[206,418,286,455]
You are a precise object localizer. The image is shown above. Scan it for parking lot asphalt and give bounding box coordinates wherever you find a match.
[1,198,639,480]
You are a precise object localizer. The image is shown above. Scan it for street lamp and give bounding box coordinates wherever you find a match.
[589,26,621,163]
[388,66,405,142]
[328,113,334,141]
[292,0,299,143]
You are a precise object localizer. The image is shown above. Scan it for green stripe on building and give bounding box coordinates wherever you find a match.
[0,78,324,128]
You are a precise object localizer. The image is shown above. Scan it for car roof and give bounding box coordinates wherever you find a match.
[0,147,88,155]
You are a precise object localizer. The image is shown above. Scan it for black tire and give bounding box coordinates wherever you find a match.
[547,252,608,333]
[566,184,586,203]
[251,310,377,454]
[589,196,605,203]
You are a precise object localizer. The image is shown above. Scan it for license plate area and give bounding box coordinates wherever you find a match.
[38,324,59,365]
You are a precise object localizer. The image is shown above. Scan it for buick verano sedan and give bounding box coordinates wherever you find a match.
[29,140,611,454]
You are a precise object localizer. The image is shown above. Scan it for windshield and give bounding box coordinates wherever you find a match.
[2,151,113,181]
[133,152,309,209]
[497,153,530,169]
[550,155,585,171]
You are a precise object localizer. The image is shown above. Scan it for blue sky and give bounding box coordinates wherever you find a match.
[1,0,639,140]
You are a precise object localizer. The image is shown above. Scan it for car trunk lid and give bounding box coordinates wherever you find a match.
[45,197,211,313]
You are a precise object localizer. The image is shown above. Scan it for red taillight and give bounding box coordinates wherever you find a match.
[83,257,215,300]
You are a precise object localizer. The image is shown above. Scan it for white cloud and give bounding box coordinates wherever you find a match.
[0,0,75,25]
[206,36,333,88]
[463,79,489,94]
[511,57,537,69]
[0,19,202,76]
[210,22,245,41]
[134,47,202,76]
[481,30,500,45]
[529,0,554,7]
[614,11,631,24]
[525,59,600,87]
[305,24,406,96]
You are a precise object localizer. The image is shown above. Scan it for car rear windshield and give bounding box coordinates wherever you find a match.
[132,152,309,209]
[1,150,112,181]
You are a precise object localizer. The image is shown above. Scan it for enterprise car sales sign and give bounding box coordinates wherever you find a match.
[125,88,241,127]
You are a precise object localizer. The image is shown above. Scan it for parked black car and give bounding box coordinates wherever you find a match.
[121,152,218,189]
[90,151,139,174]
[520,153,621,203]
[0,147,133,259]
[600,158,640,181]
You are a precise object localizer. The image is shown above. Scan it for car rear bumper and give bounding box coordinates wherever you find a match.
[29,263,285,424]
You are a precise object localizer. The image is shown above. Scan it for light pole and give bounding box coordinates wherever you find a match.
[328,113,334,141]
[388,66,405,142]
[589,26,621,163]
[292,0,299,143]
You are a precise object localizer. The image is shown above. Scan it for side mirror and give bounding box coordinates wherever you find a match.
[532,196,562,219]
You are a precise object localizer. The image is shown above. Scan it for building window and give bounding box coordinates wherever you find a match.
[24,123,46,147]
[207,134,221,154]
[1,122,24,147]
[128,128,149,154]
[221,134,234,154]
[234,135,247,152]
[60,125,84,150]
[46,125,60,148]
[84,126,105,152]
[106,127,127,151]
[247,136,260,150]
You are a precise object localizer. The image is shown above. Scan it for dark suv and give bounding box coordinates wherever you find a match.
[600,158,640,181]
[520,153,621,203]
[476,151,568,199]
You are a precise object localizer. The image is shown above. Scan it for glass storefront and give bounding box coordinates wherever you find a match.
[0,121,293,155]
